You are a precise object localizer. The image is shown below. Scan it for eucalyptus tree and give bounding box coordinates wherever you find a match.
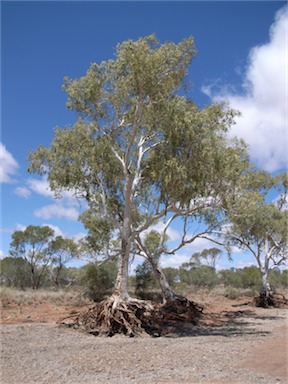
[50,236,79,286]
[0,257,31,288]
[29,35,250,334]
[134,230,176,302]
[190,248,222,268]
[9,226,79,289]
[10,225,55,289]
[205,172,288,299]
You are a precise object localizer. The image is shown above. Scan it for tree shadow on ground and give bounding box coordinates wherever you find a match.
[159,308,281,338]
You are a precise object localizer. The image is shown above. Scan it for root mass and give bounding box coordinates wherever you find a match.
[58,295,203,337]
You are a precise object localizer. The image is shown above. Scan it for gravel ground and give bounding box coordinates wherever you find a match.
[1,306,287,384]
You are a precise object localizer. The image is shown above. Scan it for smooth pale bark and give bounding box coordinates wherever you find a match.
[260,269,272,297]
[114,172,133,300]
[259,238,272,297]
[147,255,178,302]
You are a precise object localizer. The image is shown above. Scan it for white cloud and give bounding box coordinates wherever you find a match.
[14,176,86,222]
[42,223,65,237]
[0,250,5,259]
[16,223,27,231]
[234,260,256,269]
[14,187,31,199]
[27,176,83,206]
[160,253,191,269]
[0,143,19,183]
[0,228,13,233]
[202,5,287,172]
[27,178,55,198]
[42,224,86,242]
[181,236,217,254]
[34,204,79,221]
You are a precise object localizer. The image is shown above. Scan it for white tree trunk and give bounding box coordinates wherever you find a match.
[260,269,271,297]
[147,255,178,302]
[114,172,133,300]
[259,238,272,297]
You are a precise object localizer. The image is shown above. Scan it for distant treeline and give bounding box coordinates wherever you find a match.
[1,256,287,301]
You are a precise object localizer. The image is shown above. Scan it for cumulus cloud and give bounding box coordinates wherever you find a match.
[27,178,55,198]
[0,228,14,233]
[26,176,84,206]
[0,250,5,259]
[42,223,65,237]
[15,223,27,231]
[160,253,191,269]
[34,204,79,221]
[181,236,218,254]
[14,187,31,199]
[202,5,287,172]
[14,176,86,222]
[0,143,19,183]
[42,224,86,242]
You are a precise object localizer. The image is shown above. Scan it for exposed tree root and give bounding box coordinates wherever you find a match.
[58,295,203,337]
[254,293,288,308]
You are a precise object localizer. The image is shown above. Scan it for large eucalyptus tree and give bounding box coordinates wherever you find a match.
[29,35,250,334]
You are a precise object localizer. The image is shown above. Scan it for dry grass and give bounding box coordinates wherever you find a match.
[0,287,91,308]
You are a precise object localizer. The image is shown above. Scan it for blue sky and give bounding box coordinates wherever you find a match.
[1,1,287,270]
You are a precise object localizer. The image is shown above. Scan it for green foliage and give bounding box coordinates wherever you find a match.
[27,34,256,299]
[179,264,219,289]
[162,267,179,287]
[0,257,31,288]
[144,230,166,256]
[220,267,256,289]
[190,248,222,268]
[268,269,288,291]
[240,266,262,290]
[9,226,78,289]
[222,173,287,274]
[50,236,79,286]
[220,268,242,288]
[224,287,241,300]
[280,269,288,288]
[9,225,55,289]
[135,260,158,293]
[78,261,118,301]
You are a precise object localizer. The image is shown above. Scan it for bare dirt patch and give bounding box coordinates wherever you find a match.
[1,294,287,383]
[0,302,86,325]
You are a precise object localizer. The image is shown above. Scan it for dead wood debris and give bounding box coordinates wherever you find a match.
[254,293,288,308]
[58,296,203,337]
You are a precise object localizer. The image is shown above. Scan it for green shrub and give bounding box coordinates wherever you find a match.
[224,287,240,300]
[179,265,219,289]
[78,261,118,301]
[220,266,261,290]
[0,257,32,288]
[135,260,158,293]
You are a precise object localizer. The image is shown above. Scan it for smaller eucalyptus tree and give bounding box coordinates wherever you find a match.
[190,248,222,269]
[206,172,288,299]
[10,226,79,289]
[50,236,79,286]
[10,225,55,289]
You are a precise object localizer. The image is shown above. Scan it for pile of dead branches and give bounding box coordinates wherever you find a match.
[254,293,288,308]
[58,296,203,337]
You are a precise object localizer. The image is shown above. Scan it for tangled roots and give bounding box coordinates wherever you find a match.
[58,296,155,337]
[58,295,203,337]
[254,293,288,308]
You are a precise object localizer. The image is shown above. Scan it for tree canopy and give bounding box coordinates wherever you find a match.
[9,225,78,289]
[28,34,260,335]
